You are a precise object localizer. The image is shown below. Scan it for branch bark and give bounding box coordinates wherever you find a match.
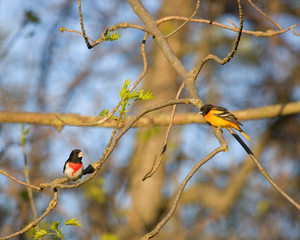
[0,101,299,128]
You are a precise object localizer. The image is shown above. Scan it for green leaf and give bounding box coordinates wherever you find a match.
[99,108,109,117]
[55,229,64,238]
[34,229,48,239]
[49,219,60,231]
[103,31,120,42]
[120,79,131,99]
[137,89,154,101]
[65,218,81,227]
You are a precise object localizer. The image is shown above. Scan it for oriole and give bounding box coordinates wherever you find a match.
[199,104,250,141]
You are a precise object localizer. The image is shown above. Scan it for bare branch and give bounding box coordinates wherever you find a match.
[77,0,91,48]
[128,0,202,103]
[0,169,41,191]
[1,101,300,128]
[21,139,39,230]
[247,0,282,30]
[165,0,200,38]
[143,83,185,180]
[193,0,243,78]
[157,18,295,38]
[40,99,193,190]
[141,141,228,240]
[227,128,300,211]
[0,188,58,240]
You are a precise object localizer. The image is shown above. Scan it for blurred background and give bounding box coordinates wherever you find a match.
[0,0,300,239]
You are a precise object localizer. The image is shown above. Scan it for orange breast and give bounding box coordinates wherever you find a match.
[204,110,240,130]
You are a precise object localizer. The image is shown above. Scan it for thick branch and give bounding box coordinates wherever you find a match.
[127,0,201,103]
[0,101,299,128]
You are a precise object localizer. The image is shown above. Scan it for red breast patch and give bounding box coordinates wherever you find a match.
[68,162,83,176]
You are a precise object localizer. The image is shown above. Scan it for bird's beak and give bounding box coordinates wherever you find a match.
[197,111,202,115]
[78,152,84,158]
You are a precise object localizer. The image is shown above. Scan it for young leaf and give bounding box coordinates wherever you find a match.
[20,125,31,146]
[137,90,154,101]
[65,218,81,227]
[55,229,64,238]
[34,229,48,239]
[120,79,131,99]
[103,31,120,41]
[49,219,60,231]
[99,109,109,117]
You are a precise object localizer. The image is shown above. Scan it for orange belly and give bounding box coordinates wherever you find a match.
[204,111,240,130]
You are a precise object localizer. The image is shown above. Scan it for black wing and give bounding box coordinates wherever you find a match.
[213,106,242,126]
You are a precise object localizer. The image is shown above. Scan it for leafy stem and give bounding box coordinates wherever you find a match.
[99,79,154,121]
[34,218,81,239]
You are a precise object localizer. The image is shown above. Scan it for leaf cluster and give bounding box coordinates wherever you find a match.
[103,31,120,41]
[34,218,81,239]
[99,79,154,120]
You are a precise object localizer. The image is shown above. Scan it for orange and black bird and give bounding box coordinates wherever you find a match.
[199,104,251,141]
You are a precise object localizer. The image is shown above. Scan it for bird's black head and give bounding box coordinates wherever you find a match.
[199,104,214,116]
[69,149,84,163]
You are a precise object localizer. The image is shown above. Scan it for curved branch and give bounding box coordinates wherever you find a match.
[143,83,185,180]
[228,128,300,211]
[157,17,296,38]
[247,0,282,30]
[141,142,228,240]
[193,0,243,78]
[165,0,200,38]
[0,169,41,191]
[40,98,193,189]
[0,188,58,240]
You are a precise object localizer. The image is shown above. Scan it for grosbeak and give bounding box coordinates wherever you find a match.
[63,149,95,181]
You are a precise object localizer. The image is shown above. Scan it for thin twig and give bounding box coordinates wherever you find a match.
[165,0,200,38]
[77,0,91,48]
[129,33,148,91]
[247,0,282,30]
[193,0,243,78]
[141,143,227,240]
[22,141,39,230]
[143,83,185,180]
[76,0,154,49]
[157,18,295,38]
[228,128,300,211]
[291,27,300,36]
[0,169,41,191]
[0,188,58,240]
[41,99,193,189]
[54,100,122,127]
[55,33,149,128]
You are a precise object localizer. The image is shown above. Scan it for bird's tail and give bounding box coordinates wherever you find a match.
[83,164,95,175]
[240,130,251,141]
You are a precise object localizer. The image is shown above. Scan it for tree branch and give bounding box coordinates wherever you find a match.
[141,142,228,240]
[0,188,58,240]
[1,101,299,128]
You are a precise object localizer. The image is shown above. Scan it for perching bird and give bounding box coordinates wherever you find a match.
[199,104,251,141]
[63,149,95,181]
